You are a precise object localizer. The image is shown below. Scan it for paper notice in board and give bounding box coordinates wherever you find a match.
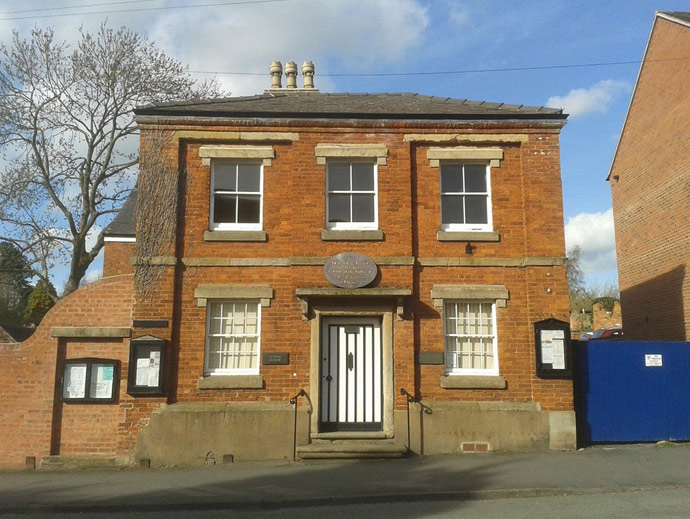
[147,351,160,387]
[64,364,87,399]
[540,330,554,364]
[541,329,566,369]
[136,358,150,385]
[93,365,114,398]
[551,330,566,370]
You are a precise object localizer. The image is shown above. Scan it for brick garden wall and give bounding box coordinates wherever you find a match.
[0,275,135,469]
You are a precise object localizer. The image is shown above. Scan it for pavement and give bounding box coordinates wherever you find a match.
[1,443,689,514]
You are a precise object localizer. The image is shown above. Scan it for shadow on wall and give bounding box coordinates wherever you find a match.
[621,264,686,341]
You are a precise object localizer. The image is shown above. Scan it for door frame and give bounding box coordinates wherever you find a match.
[309,305,394,438]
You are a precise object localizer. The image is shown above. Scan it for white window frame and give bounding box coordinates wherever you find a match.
[210,161,264,231]
[443,300,499,376]
[204,300,261,376]
[325,160,378,230]
[440,162,493,232]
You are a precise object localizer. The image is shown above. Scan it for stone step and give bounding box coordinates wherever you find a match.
[296,442,408,460]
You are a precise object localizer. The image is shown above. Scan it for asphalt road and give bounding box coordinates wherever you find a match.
[2,488,690,518]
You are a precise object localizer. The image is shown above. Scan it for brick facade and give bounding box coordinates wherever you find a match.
[0,88,576,468]
[609,13,690,341]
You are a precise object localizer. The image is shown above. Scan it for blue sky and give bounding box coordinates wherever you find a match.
[1,0,686,291]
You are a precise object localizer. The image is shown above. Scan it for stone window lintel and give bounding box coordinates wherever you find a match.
[315,143,388,166]
[199,145,274,166]
[431,284,509,308]
[427,147,503,168]
[195,284,274,308]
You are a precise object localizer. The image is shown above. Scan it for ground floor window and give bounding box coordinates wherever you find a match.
[444,301,498,375]
[205,301,260,375]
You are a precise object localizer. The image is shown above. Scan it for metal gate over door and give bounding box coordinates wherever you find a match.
[320,318,382,432]
[576,340,690,443]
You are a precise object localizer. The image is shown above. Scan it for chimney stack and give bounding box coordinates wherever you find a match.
[266,61,318,92]
[302,61,315,89]
[284,61,298,88]
[269,61,282,89]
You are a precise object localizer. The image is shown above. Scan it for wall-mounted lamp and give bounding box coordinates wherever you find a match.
[465,242,476,255]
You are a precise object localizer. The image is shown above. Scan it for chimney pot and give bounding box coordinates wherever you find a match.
[284,61,298,88]
[302,61,315,89]
[269,61,282,89]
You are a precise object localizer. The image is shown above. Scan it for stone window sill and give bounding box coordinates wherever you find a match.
[321,229,384,241]
[197,375,264,390]
[440,375,506,389]
[204,230,267,242]
[437,231,500,242]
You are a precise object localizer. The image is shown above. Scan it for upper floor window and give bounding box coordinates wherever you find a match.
[440,163,492,232]
[326,161,378,229]
[444,301,498,376]
[210,162,262,230]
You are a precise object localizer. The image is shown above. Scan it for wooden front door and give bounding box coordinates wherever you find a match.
[320,318,382,432]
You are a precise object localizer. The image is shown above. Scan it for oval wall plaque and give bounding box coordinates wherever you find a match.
[324,253,378,289]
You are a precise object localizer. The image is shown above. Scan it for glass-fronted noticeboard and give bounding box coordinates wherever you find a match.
[62,358,119,403]
[127,337,165,396]
[534,318,572,379]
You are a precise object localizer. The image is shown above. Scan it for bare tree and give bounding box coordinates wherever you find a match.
[0,25,221,296]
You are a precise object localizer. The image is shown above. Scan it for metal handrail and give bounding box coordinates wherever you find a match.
[290,389,307,461]
[400,388,417,455]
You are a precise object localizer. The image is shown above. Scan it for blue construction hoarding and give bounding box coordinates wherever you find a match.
[576,340,690,443]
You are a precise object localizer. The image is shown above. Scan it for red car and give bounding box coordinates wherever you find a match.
[588,327,624,340]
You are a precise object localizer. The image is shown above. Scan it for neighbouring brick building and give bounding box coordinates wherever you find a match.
[609,11,690,341]
[0,62,575,468]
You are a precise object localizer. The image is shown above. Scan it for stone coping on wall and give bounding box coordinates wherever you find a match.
[50,327,131,338]
[440,375,507,389]
[197,375,264,390]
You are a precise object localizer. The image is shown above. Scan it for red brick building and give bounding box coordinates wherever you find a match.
[1,65,574,468]
[609,11,690,341]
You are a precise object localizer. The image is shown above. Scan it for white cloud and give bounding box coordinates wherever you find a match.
[565,208,617,276]
[547,80,630,118]
[146,0,430,95]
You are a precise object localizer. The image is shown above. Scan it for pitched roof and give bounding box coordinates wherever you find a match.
[135,92,566,121]
[658,11,690,25]
[104,189,137,237]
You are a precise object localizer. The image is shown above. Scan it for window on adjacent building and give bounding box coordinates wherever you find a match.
[440,163,492,231]
[326,161,378,229]
[205,301,260,375]
[210,162,262,230]
[444,301,498,375]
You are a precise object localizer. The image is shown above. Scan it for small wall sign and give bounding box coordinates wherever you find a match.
[262,352,290,365]
[324,253,377,289]
[645,354,663,367]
